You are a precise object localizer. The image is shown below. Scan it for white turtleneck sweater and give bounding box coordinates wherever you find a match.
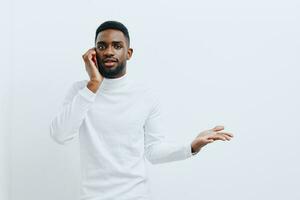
[50,73,195,200]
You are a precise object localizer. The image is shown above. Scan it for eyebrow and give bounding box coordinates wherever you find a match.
[96,41,124,45]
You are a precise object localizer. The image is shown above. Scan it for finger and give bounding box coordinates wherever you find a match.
[223,134,233,140]
[87,51,96,61]
[82,52,92,60]
[212,125,224,132]
[222,134,232,141]
[207,139,214,143]
[92,56,97,66]
[225,133,234,137]
[83,48,93,56]
[216,132,234,138]
[210,137,226,141]
[87,50,96,57]
[216,132,233,141]
[207,135,226,141]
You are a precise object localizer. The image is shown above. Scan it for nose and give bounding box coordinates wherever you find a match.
[104,45,114,56]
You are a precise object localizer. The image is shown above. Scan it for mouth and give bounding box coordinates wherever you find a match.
[103,58,118,68]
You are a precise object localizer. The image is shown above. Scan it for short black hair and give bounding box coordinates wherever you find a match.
[95,20,130,46]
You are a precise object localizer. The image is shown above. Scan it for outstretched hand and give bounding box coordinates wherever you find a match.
[191,125,234,154]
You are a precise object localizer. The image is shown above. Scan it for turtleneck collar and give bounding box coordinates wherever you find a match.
[99,73,129,91]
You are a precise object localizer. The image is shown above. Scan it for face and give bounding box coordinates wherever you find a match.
[95,29,133,78]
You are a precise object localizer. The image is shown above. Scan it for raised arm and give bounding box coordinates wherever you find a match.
[49,81,96,145]
[49,48,103,145]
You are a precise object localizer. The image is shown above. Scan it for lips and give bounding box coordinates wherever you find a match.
[103,58,118,68]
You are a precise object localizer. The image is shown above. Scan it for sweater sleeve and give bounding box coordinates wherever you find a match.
[143,91,194,164]
[50,80,96,145]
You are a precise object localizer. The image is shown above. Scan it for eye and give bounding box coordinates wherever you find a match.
[97,44,106,50]
[114,44,122,49]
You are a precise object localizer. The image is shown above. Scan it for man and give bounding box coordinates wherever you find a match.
[50,21,234,200]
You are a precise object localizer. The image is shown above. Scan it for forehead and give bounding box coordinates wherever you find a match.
[96,29,127,43]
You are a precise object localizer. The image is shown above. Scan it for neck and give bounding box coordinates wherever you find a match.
[108,70,126,79]
[100,73,129,91]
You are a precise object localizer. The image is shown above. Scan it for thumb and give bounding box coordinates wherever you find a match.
[92,55,98,66]
[212,125,224,131]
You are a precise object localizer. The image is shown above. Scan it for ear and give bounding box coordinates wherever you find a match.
[126,48,133,60]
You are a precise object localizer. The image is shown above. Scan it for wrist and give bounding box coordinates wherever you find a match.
[89,78,102,84]
[191,143,201,155]
[87,80,101,93]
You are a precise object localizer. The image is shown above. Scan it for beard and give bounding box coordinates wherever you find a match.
[96,58,126,79]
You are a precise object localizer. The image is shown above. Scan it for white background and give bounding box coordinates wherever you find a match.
[1,0,299,199]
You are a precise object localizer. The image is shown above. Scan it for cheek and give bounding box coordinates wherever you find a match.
[117,51,128,61]
[96,53,104,60]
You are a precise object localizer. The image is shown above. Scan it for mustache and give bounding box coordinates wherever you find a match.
[101,57,118,63]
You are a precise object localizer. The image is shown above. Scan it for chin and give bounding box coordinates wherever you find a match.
[104,65,117,71]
